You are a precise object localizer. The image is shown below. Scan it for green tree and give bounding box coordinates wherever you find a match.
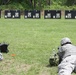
[65,0,76,6]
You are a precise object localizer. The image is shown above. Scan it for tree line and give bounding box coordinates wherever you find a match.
[0,0,76,9]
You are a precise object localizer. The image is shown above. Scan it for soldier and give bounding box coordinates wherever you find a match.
[58,37,76,75]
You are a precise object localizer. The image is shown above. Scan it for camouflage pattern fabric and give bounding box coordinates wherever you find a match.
[49,53,59,66]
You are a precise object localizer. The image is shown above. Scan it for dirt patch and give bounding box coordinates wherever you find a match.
[0,59,31,74]
[39,67,50,75]
[0,59,15,71]
[40,70,50,75]
[16,63,31,73]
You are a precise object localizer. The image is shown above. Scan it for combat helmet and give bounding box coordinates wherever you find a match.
[60,37,72,46]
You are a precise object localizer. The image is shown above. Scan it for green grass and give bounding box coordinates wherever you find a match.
[0,17,76,75]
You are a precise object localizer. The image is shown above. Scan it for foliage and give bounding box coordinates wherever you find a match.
[65,0,76,6]
[0,0,76,10]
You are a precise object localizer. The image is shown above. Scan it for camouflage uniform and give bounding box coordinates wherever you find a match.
[58,37,76,75]
[0,52,3,61]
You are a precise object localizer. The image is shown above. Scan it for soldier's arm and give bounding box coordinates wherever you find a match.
[57,47,64,64]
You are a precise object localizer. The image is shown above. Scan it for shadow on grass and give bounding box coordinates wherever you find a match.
[46,64,57,68]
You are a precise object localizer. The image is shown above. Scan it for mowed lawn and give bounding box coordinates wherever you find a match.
[0,17,76,75]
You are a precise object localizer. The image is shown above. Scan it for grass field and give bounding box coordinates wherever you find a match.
[0,17,76,75]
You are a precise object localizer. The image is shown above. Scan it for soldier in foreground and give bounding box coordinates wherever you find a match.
[58,37,76,75]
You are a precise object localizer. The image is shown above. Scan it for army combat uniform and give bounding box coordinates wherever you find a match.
[58,37,76,75]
